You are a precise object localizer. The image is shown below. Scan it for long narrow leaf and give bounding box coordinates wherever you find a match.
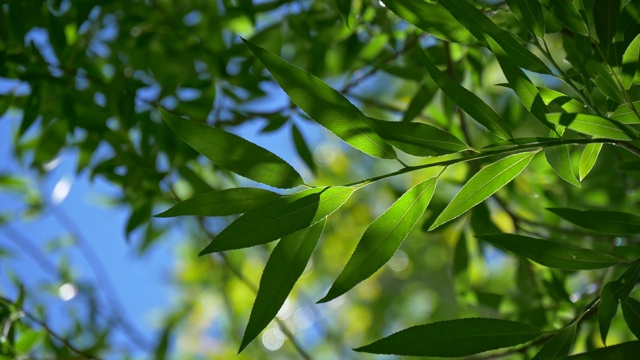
[599,281,622,345]
[505,0,544,37]
[579,143,603,181]
[544,1,589,36]
[155,188,281,217]
[564,341,640,359]
[611,101,640,124]
[547,208,640,235]
[334,0,351,27]
[546,113,639,140]
[622,297,640,339]
[621,34,640,89]
[545,145,581,188]
[533,325,576,360]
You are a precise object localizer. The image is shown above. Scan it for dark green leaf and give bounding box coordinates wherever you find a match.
[593,0,620,53]
[545,145,581,187]
[200,186,357,254]
[420,48,512,139]
[546,113,639,140]
[355,318,541,357]
[160,108,304,189]
[319,177,438,303]
[155,188,281,218]
[430,151,537,230]
[244,39,397,159]
[547,208,640,235]
[506,0,545,37]
[334,0,351,27]
[599,280,622,345]
[478,233,621,270]
[402,82,437,122]
[369,118,469,156]
[611,101,640,124]
[533,324,576,360]
[240,220,325,352]
[586,60,625,103]
[543,1,590,36]
[619,259,640,299]
[19,87,40,136]
[291,124,317,174]
[563,341,640,359]
[617,160,640,172]
[622,297,640,339]
[579,143,602,181]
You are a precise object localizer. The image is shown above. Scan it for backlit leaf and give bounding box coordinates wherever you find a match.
[611,101,640,124]
[478,233,621,270]
[430,151,537,230]
[621,34,640,89]
[537,87,586,114]
[564,341,640,359]
[547,208,640,235]
[546,113,639,140]
[239,220,325,352]
[160,108,304,189]
[622,297,640,339]
[533,324,576,360]
[355,318,541,357]
[200,186,357,254]
[545,145,581,187]
[319,177,438,303]
[579,143,602,181]
[244,39,397,159]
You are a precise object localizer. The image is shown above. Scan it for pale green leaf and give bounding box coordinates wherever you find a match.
[545,145,581,187]
[622,297,640,339]
[547,208,640,235]
[160,108,304,189]
[478,233,621,270]
[611,101,640,124]
[155,188,281,218]
[200,186,357,254]
[239,220,325,352]
[537,87,586,113]
[244,39,397,159]
[430,151,537,230]
[564,341,640,359]
[533,324,576,360]
[319,177,438,303]
[546,113,639,140]
[578,143,602,181]
[355,318,541,357]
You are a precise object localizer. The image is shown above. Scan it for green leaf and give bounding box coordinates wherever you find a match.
[506,0,545,37]
[369,118,469,157]
[402,82,437,122]
[160,108,304,189]
[593,0,620,51]
[533,324,576,360]
[563,341,640,359]
[355,318,541,357]
[547,208,640,235]
[155,188,282,218]
[543,1,590,36]
[611,101,640,124]
[599,280,622,345]
[617,160,640,172]
[586,60,625,103]
[619,259,640,299]
[622,297,640,339]
[239,220,325,352]
[419,48,512,139]
[334,0,351,27]
[546,113,639,140]
[319,177,438,303]
[578,143,602,181]
[545,145,581,188]
[438,0,550,74]
[430,151,537,230]
[537,87,586,114]
[14,329,43,355]
[243,39,397,159]
[291,124,317,174]
[381,0,476,43]
[478,233,621,270]
[200,186,357,254]
[621,34,640,89]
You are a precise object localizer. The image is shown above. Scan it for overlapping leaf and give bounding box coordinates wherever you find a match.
[599,280,621,344]
[611,101,640,124]
[564,341,640,359]
[533,325,576,360]
[622,297,640,339]
[544,0,589,36]
[546,113,639,140]
[505,0,544,37]
[547,208,640,235]
[545,144,580,188]
[155,188,281,217]
[160,108,304,189]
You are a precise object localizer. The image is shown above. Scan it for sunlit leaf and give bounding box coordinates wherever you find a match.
[243,39,397,159]
[547,208,640,235]
[420,48,512,139]
[611,101,640,124]
[533,324,576,360]
[240,220,325,352]
[478,233,621,270]
[564,341,640,359]
[160,108,304,189]
[545,145,581,187]
[578,143,602,181]
[622,297,640,339]
[319,177,438,303]
[200,186,357,254]
[430,151,537,230]
[155,188,281,217]
[621,34,640,89]
[546,113,639,140]
[355,318,541,357]
[599,280,622,344]
[537,87,586,114]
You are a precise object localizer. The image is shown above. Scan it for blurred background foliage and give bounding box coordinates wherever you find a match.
[0,0,639,359]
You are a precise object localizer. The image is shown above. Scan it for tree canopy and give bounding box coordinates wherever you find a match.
[2,0,640,358]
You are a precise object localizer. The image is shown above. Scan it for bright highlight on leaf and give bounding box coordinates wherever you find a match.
[155,188,281,217]
[546,113,639,140]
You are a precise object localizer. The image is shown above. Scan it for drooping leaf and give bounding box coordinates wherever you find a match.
[239,220,325,352]
[419,48,512,139]
[543,0,590,36]
[160,108,304,189]
[622,297,640,339]
[381,0,476,43]
[621,34,640,89]
[546,113,639,140]
[545,144,581,187]
[564,341,640,359]
[506,0,545,37]
[200,186,357,254]
[478,233,621,270]
[243,39,397,159]
[319,177,438,303]
[369,118,469,157]
[599,280,622,345]
[533,324,576,360]
[291,124,317,174]
[438,0,550,74]
[547,208,640,235]
[430,151,537,230]
[579,143,603,181]
[155,188,282,218]
[611,101,640,124]
[355,318,541,357]
[334,0,351,27]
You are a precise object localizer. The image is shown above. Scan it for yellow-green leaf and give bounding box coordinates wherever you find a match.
[579,143,603,181]
[546,113,639,140]
[545,145,580,187]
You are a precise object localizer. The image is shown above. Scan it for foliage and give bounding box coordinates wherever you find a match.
[1,0,640,358]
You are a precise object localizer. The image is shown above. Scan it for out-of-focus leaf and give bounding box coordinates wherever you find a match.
[453,234,469,277]
[506,0,545,37]
[240,220,325,352]
[369,118,469,156]
[599,280,622,344]
[546,113,639,140]
[617,160,640,172]
[355,318,541,357]
[19,87,40,136]
[545,144,581,187]
[430,151,537,230]
[619,259,640,299]
[126,200,152,239]
[533,324,576,360]
[563,341,640,359]
[319,177,438,303]
[420,48,512,139]
[547,208,640,235]
[291,124,317,174]
[200,186,357,254]
[579,143,602,181]
[160,108,304,189]
[381,0,475,43]
[155,188,281,217]
[14,329,43,355]
[543,1,590,36]
[622,297,640,339]
[334,0,351,27]
[611,101,640,124]
[402,82,437,122]
[244,39,397,159]
[478,233,621,270]
[621,34,640,89]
